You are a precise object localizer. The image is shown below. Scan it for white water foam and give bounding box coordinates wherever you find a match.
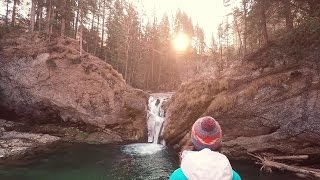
[121,143,165,155]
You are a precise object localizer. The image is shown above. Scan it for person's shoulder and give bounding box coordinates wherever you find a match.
[169,168,188,180]
[232,169,242,180]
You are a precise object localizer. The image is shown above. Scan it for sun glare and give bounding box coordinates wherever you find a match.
[173,33,190,52]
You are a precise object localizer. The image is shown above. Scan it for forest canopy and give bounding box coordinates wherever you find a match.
[0,0,319,91]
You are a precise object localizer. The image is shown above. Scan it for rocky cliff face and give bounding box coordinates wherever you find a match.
[163,30,320,158]
[0,33,148,143]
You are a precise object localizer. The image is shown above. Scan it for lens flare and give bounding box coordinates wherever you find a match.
[173,33,190,52]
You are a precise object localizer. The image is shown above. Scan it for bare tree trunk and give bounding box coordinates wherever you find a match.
[218,34,223,75]
[39,1,43,31]
[30,0,36,32]
[259,0,269,44]
[283,0,294,31]
[124,23,130,81]
[79,9,83,56]
[36,1,40,31]
[11,0,17,27]
[46,0,52,34]
[146,70,150,90]
[152,49,155,88]
[94,1,101,55]
[91,13,95,30]
[101,0,106,49]
[5,0,10,25]
[74,8,79,38]
[234,15,242,56]
[158,54,162,88]
[242,0,248,55]
[50,6,54,35]
[61,0,66,36]
[125,42,129,81]
[225,17,229,49]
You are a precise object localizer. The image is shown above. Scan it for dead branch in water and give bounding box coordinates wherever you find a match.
[248,153,320,179]
[271,155,309,161]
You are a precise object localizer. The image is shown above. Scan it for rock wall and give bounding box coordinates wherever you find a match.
[163,60,320,159]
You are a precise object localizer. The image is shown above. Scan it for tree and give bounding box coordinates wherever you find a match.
[258,0,269,44]
[210,33,218,55]
[233,8,243,56]
[123,3,140,81]
[36,0,44,31]
[195,24,205,55]
[158,14,171,87]
[174,10,194,37]
[79,7,83,56]
[242,0,248,55]
[217,23,224,74]
[223,16,231,48]
[30,0,37,32]
[283,0,294,31]
[106,0,125,72]
[101,0,107,49]
[5,0,11,25]
[60,0,67,36]
[46,0,52,34]
[11,0,20,27]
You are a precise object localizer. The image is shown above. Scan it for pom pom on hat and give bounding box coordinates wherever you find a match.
[191,116,222,151]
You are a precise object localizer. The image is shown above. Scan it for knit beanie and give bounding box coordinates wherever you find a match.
[191,116,222,151]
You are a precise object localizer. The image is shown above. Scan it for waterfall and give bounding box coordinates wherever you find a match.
[147,94,169,144]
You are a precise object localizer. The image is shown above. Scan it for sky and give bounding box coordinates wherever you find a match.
[132,0,239,41]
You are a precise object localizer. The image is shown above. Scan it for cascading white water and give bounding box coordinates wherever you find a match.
[147,94,169,144]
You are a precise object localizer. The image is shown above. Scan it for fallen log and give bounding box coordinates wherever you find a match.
[262,159,320,179]
[248,153,320,179]
[271,155,309,161]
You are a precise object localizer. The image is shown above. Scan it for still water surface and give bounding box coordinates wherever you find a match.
[0,143,303,180]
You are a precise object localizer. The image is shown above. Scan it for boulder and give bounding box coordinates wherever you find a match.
[0,33,148,143]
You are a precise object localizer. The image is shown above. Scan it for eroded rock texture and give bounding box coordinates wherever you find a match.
[164,51,320,158]
[0,33,148,143]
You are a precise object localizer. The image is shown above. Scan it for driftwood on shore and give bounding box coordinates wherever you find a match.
[248,153,320,179]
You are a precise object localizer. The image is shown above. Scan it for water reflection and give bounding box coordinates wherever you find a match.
[0,143,304,180]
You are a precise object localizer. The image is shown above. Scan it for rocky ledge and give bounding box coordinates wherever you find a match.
[0,120,60,163]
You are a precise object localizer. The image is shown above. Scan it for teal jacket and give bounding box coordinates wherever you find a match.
[169,168,241,180]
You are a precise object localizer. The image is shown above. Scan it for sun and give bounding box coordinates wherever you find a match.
[173,33,190,52]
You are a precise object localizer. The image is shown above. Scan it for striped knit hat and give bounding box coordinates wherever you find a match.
[191,116,222,151]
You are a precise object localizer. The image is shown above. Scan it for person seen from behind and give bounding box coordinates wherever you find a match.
[169,116,241,180]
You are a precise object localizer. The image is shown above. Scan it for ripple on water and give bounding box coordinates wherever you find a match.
[117,143,178,180]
